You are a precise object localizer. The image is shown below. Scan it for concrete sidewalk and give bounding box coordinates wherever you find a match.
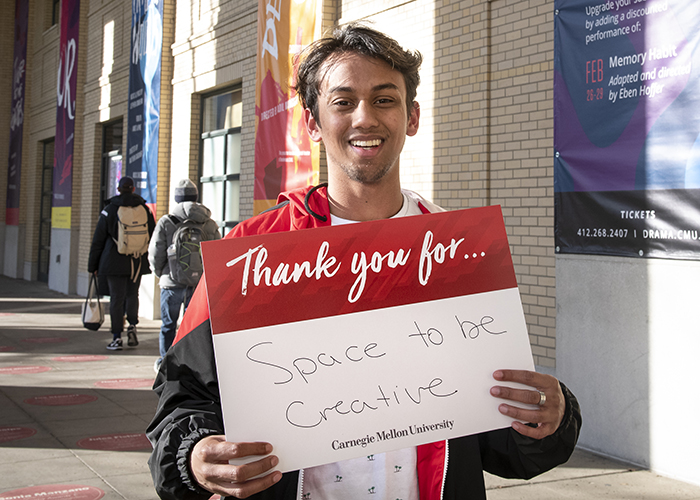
[1,275,699,499]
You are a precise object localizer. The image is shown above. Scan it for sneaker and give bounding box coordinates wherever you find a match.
[107,338,123,350]
[153,358,162,375]
[127,325,139,346]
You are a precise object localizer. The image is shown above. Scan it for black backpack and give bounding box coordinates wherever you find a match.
[166,215,206,287]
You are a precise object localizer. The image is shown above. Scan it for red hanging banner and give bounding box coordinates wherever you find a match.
[254,0,320,214]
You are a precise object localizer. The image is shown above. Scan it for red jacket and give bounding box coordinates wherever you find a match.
[148,184,581,500]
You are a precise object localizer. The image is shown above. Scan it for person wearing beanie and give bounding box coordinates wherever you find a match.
[88,176,156,351]
[174,178,199,203]
[148,178,220,372]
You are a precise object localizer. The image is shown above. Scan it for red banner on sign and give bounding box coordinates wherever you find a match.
[202,206,516,334]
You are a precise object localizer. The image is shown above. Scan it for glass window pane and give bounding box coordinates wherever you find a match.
[226,133,241,175]
[202,181,223,223]
[203,90,242,133]
[202,95,224,133]
[225,179,240,222]
[42,169,52,194]
[41,198,52,220]
[107,155,122,198]
[104,122,123,152]
[230,94,242,128]
[202,136,225,178]
[43,142,54,168]
[201,137,214,177]
[41,228,50,246]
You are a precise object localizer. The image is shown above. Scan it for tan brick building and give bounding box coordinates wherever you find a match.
[3,0,699,486]
[0,0,560,367]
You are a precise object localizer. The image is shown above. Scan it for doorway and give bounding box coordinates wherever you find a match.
[37,139,54,283]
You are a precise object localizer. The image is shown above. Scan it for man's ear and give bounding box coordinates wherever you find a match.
[406,101,420,137]
[304,108,323,143]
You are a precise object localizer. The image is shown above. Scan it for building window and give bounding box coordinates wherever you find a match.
[101,120,123,207]
[200,87,242,235]
[52,0,60,26]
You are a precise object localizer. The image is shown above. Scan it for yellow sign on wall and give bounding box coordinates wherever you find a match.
[51,207,72,229]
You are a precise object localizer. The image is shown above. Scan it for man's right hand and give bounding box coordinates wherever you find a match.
[191,435,282,498]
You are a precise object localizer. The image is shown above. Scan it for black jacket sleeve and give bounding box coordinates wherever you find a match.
[88,210,109,273]
[147,319,224,500]
[477,382,582,479]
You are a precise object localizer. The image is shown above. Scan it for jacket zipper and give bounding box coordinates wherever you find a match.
[297,468,304,500]
[440,440,449,500]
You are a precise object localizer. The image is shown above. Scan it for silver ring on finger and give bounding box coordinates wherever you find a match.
[537,390,546,406]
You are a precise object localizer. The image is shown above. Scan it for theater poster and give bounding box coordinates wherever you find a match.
[254,0,320,214]
[554,0,700,259]
[126,0,162,211]
[6,0,28,226]
[53,0,80,229]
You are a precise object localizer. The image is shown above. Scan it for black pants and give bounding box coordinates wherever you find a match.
[107,275,141,336]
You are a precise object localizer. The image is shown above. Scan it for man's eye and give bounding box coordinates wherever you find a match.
[376,98,395,105]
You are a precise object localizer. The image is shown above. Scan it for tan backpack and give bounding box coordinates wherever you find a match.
[114,205,149,258]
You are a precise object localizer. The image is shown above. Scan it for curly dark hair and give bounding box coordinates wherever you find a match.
[294,23,423,122]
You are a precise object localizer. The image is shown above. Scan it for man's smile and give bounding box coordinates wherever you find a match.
[350,139,383,149]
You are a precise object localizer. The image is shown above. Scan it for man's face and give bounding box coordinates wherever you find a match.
[304,53,420,186]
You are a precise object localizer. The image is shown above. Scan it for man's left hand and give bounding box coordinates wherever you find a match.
[490,370,566,440]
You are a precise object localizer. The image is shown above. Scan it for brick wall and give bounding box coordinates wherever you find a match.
[171,0,259,219]
[338,0,558,367]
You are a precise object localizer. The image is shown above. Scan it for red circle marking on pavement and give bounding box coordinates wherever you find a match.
[21,337,69,344]
[0,426,37,443]
[0,346,16,352]
[0,484,104,500]
[0,313,15,316]
[93,378,154,389]
[51,355,109,362]
[76,432,152,451]
[0,365,52,375]
[24,394,98,406]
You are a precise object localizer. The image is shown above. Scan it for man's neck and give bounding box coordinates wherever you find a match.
[327,179,404,222]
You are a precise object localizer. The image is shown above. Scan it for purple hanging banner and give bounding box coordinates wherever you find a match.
[554,0,700,260]
[6,0,29,226]
[53,0,80,229]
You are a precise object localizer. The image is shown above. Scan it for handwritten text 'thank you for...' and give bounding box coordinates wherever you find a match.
[225,230,487,303]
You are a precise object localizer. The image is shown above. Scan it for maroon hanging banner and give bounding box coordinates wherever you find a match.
[6,0,29,225]
[53,0,81,229]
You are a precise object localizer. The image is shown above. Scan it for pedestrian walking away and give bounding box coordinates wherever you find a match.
[148,178,220,372]
[88,176,156,350]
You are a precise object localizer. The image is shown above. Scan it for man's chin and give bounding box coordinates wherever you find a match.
[340,163,394,185]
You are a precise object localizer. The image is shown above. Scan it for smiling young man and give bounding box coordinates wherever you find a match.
[147,24,581,500]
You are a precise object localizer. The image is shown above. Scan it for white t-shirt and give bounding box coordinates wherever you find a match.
[330,193,424,226]
[301,193,424,499]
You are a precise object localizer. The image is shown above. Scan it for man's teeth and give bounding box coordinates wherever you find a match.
[351,139,382,148]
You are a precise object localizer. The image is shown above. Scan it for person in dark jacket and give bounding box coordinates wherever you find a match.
[148,178,221,371]
[88,176,156,350]
[147,24,581,499]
